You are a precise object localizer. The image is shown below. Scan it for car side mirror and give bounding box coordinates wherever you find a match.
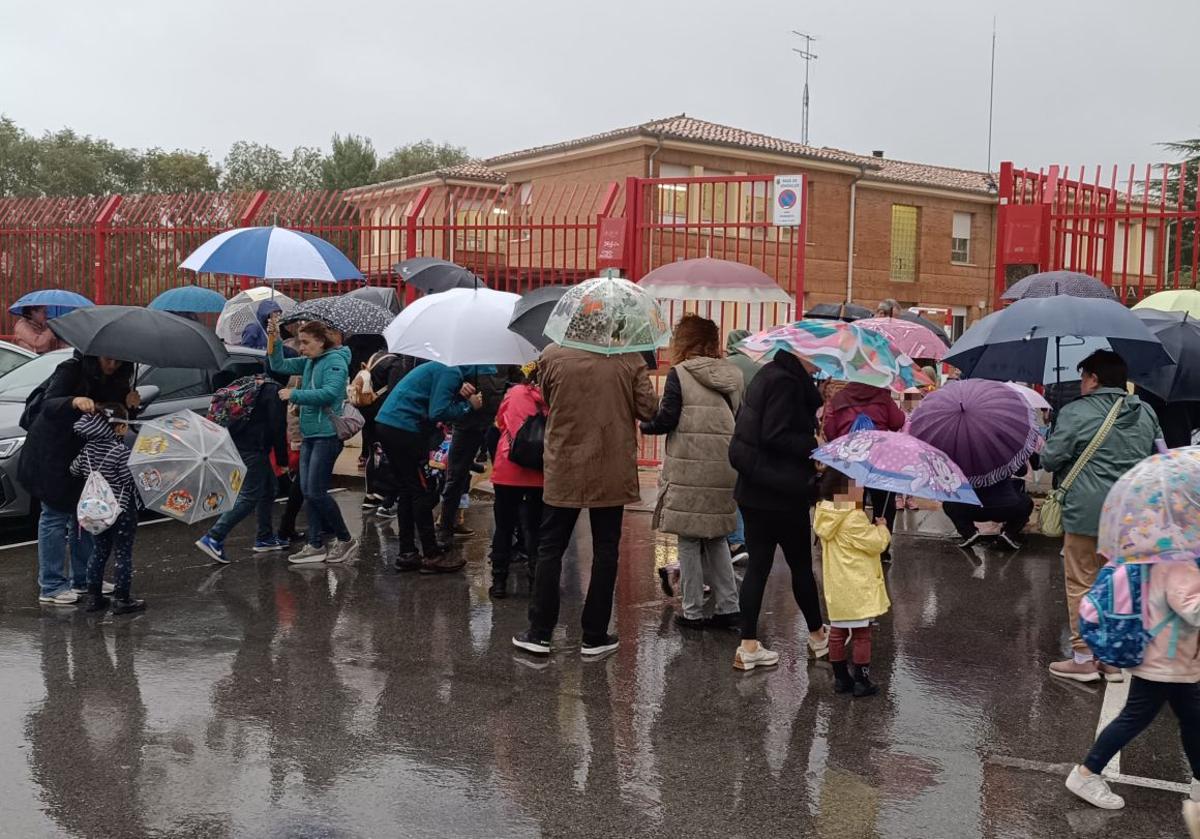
[137,385,160,409]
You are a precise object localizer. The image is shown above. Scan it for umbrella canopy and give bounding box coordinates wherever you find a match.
[393,257,482,295]
[1004,381,1052,411]
[147,284,227,314]
[216,287,297,344]
[508,285,568,350]
[637,257,793,304]
[909,380,1041,487]
[1001,270,1117,301]
[813,430,980,504]
[8,289,93,320]
[1133,289,1200,319]
[1098,446,1200,564]
[346,285,402,314]
[895,312,952,346]
[943,295,1174,382]
[854,316,947,361]
[543,274,670,355]
[281,295,393,337]
[128,411,246,524]
[181,226,363,282]
[1129,310,1200,402]
[384,287,539,366]
[804,302,873,321]
[738,319,932,393]
[49,306,229,370]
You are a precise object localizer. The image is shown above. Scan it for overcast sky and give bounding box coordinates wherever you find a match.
[2,0,1196,174]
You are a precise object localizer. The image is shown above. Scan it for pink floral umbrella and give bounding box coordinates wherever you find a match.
[855,317,947,361]
[813,431,980,504]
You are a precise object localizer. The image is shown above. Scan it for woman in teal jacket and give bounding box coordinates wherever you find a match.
[268,319,357,564]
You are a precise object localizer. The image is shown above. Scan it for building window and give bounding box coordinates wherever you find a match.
[656,163,690,226]
[890,205,919,282]
[1112,222,1157,276]
[951,212,972,264]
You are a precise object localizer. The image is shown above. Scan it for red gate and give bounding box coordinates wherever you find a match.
[995,160,1200,303]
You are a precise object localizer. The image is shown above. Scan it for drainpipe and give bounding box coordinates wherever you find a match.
[644,132,665,280]
[845,164,866,306]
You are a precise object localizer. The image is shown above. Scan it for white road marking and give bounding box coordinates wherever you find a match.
[1096,674,1131,775]
[987,754,1191,794]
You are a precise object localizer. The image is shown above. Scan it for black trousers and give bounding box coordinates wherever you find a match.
[943,495,1034,539]
[738,505,824,640]
[491,484,543,576]
[528,504,623,643]
[1084,676,1200,776]
[376,424,438,555]
[279,477,305,538]
[439,425,487,534]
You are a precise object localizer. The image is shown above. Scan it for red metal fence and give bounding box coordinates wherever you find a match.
[994,160,1200,303]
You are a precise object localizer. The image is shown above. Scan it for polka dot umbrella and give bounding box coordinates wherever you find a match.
[813,430,980,505]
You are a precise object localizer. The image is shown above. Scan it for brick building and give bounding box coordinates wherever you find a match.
[345,115,999,334]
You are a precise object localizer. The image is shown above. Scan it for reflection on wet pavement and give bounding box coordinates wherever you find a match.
[0,495,1189,838]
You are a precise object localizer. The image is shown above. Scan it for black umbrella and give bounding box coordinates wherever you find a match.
[346,285,402,314]
[1131,310,1200,401]
[804,302,872,321]
[896,312,952,346]
[392,257,483,295]
[49,306,229,370]
[1001,270,1117,302]
[508,285,568,350]
[280,295,394,336]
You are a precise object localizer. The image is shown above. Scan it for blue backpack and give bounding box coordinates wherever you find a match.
[1079,562,1186,668]
[849,413,876,433]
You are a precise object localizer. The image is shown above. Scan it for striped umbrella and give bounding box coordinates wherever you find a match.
[181,226,363,282]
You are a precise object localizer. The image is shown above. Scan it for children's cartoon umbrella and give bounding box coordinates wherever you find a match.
[1098,446,1200,564]
[543,273,670,354]
[127,411,246,524]
[854,316,948,361]
[738,319,932,393]
[9,289,94,320]
[813,430,980,504]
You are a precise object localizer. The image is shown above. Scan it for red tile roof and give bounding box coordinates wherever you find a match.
[870,158,996,195]
[344,160,506,197]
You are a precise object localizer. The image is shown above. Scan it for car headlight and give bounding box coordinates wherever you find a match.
[0,436,25,458]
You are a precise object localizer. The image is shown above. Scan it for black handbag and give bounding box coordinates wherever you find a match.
[507,412,546,470]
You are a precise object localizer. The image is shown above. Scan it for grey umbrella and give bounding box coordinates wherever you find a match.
[346,285,402,314]
[281,295,394,337]
[49,306,229,370]
[1130,310,1200,401]
[1001,270,1117,301]
[804,302,872,321]
[392,257,484,295]
[508,286,569,350]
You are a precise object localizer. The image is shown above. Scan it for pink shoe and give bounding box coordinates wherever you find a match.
[1049,658,1101,683]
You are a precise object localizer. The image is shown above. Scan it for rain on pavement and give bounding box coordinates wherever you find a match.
[0,490,1191,839]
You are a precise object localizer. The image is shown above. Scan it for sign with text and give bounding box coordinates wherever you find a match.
[596,216,626,269]
[772,174,806,227]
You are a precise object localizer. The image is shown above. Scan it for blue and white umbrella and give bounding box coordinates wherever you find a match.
[9,289,94,319]
[180,226,363,282]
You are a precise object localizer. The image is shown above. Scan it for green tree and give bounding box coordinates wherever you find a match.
[1159,138,1200,286]
[0,116,39,196]
[142,149,220,193]
[220,141,291,191]
[321,133,377,190]
[288,145,324,191]
[373,139,469,183]
[32,127,142,196]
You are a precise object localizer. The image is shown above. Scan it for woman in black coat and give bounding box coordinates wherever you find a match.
[727,350,828,670]
[20,354,138,605]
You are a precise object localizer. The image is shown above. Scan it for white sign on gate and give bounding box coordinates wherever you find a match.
[772,174,805,227]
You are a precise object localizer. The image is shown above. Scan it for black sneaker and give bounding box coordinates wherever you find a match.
[674,614,705,629]
[489,574,508,599]
[394,551,423,572]
[998,532,1024,550]
[361,494,383,510]
[957,533,982,549]
[657,567,674,597]
[111,597,146,615]
[581,634,619,656]
[705,611,742,630]
[85,593,110,613]
[512,630,551,656]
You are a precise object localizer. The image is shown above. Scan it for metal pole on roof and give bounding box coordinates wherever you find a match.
[987,17,997,173]
[791,31,818,145]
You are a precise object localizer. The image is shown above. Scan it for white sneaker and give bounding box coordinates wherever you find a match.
[1191,778,1200,803]
[808,627,830,659]
[288,544,327,564]
[733,644,780,671]
[324,538,359,564]
[1065,766,1124,810]
[1185,800,1200,839]
[38,590,79,605]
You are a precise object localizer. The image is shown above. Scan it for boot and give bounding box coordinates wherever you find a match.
[852,663,878,698]
[84,584,110,614]
[489,571,508,599]
[111,591,146,615]
[832,660,854,694]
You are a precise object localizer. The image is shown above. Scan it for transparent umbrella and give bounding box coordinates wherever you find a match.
[127,411,246,524]
[542,273,670,354]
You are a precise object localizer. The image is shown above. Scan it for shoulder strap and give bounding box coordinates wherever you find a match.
[1061,397,1125,492]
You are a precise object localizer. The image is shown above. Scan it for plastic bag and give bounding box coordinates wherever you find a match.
[77,470,121,535]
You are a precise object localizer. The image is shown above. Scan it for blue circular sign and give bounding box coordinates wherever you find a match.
[777,188,798,209]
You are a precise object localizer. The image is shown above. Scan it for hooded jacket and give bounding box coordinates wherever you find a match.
[1132,560,1200,684]
[725,329,761,390]
[822,383,906,441]
[642,357,744,537]
[374,362,495,434]
[68,412,136,512]
[268,343,351,439]
[492,383,546,488]
[1041,388,1162,536]
[240,300,281,350]
[813,501,891,622]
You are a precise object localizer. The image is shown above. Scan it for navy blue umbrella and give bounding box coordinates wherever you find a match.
[1130,310,1200,401]
[1001,270,1117,302]
[944,296,1174,384]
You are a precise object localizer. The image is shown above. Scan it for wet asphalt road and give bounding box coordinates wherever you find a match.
[0,492,1193,839]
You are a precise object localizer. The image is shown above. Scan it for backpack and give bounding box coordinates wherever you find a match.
[19,383,47,432]
[508,411,547,470]
[1079,562,1187,668]
[209,374,268,434]
[849,412,876,433]
[77,459,121,535]
[348,352,396,408]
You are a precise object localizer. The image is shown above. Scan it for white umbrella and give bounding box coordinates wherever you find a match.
[384,287,539,366]
[1004,381,1052,411]
[216,287,297,344]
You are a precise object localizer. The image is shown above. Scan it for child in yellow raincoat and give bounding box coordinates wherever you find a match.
[814,468,891,697]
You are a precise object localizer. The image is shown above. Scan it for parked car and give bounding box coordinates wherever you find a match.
[0,347,269,528]
[0,341,35,377]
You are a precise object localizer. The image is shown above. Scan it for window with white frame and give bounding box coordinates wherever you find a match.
[951,212,972,264]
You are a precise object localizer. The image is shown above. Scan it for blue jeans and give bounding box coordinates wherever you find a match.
[300,436,350,547]
[726,508,745,549]
[207,449,276,543]
[38,502,94,597]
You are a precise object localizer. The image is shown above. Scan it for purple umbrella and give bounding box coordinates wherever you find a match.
[1001,270,1117,301]
[908,380,1041,488]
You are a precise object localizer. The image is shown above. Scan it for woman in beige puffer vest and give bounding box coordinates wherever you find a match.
[641,314,745,628]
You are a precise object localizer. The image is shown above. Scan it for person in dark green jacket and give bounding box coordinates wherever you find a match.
[1041,350,1162,683]
[268,319,358,566]
[725,329,760,390]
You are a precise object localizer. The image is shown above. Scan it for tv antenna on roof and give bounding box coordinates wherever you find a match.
[792,30,819,146]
